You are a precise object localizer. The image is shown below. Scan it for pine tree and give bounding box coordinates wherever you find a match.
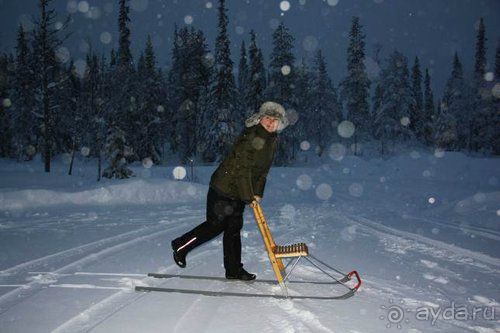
[410,57,424,141]
[294,58,313,159]
[376,50,413,152]
[470,17,488,152]
[433,98,457,150]
[54,59,84,175]
[102,124,134,179]
[493,38,500,155]
[442,53,470,150]
[104,0,135,177]
[246,30,266,114]
[0,53,12,158]
[371,82,385,154]
[205,0,238,161]
[116,0,136,155]
[310,50,342,156]
[495,38,500,80]
[169,27,211,163]
[237,40,249,121]
[134,35,164,164]
[267,22,296,165]
[31,0,70,172]
[340,16,371,154]
[422,69,435,146]
[11,25,37,160]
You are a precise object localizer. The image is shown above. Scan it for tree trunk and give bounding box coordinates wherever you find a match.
[68,138,76,175]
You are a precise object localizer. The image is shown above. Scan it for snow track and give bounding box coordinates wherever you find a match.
[0,220,187,316]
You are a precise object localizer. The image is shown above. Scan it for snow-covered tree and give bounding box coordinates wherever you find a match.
[102,124,134,179]
[112,0,136,162]
[10,25,37,160]
[246,30,266,115]
[31,0,70,172]
[375,50,414,151]
[294,58,313,158]
[168,27,212,163]
[309,50,342,156]
[0,53,13,158]
[433,98,458,150]
[203,0,238,161]
[410,57,424,142]
[266,22,297,165]
[54,59,84,175]
[442,53,471,150]
[134,35,164,164]
[81,53,109,181]
[422,69,436,146]
[340,16,371,153]
[237,40,249,122]
[470,17,488,152]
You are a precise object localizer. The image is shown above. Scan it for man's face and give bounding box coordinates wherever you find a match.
[260,116,279,133]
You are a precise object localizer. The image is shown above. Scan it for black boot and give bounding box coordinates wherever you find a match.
[225,267,256,281]
[171,240,187,268]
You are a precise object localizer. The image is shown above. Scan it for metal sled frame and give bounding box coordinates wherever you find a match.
[252,202,361,298]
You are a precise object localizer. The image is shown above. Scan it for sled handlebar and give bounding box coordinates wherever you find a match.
[348,270,362,291]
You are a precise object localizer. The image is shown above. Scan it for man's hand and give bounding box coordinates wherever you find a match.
[249,195,262,208]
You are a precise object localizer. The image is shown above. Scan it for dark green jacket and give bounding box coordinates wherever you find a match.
[209,123,278,203]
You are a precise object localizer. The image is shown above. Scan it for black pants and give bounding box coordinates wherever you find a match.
[172,187,246,274]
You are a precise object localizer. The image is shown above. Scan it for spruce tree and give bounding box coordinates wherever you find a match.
[340,16,371,154]
[310,50,342,156]
[237,40,249,120]
[0,53,12,158]
[410,57,424,141]
[267,22,296,165]
[423,69,435,146]
[493,39,500,155]
[246,30,266,114]
[104,0,135,178]
[470,17,488,152]
[11,25,37,160]
[433,98,457,150]
[376,50,413,151]
[442,53,471,150]
[294,58,313,159]
[205,0,237,161]
[31,0,70,172]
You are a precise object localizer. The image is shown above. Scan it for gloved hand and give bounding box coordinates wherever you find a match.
[249,195,262,208]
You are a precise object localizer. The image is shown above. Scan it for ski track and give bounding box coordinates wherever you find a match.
[2,201,498,332]
[0,220,189,316]
[341,213,500,273]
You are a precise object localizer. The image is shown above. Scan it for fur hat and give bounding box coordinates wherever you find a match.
[245,101,289,131]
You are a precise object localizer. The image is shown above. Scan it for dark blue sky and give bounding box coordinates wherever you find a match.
[1,0,499,97]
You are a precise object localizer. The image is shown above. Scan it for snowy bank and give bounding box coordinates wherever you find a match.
[0,178,205,210]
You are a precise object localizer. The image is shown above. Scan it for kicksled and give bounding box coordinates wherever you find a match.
[135,203,362,300]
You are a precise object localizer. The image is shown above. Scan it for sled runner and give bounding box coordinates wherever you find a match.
[136,203,361,300]
[251,202,361,298]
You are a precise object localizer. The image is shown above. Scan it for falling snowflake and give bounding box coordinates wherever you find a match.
[300,141,311,151]
[184,15,194,25]
[100,32,112,44]
[296,174,313,190]
[316,183,333,200]
[281,65,291,76]
[337,121,355,138]
[280,1,291,11]
[172,166,187,180]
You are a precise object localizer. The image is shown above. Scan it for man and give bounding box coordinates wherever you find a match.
[171,101,288,280]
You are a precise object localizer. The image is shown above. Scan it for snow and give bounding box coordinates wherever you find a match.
[0,150,499,332]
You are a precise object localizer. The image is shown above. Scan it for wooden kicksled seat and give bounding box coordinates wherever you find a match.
[252,202,361,299]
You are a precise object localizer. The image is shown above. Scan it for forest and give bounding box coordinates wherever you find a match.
[0,0,498,180]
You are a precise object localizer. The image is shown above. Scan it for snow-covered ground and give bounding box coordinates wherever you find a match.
[0,150,499,332]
